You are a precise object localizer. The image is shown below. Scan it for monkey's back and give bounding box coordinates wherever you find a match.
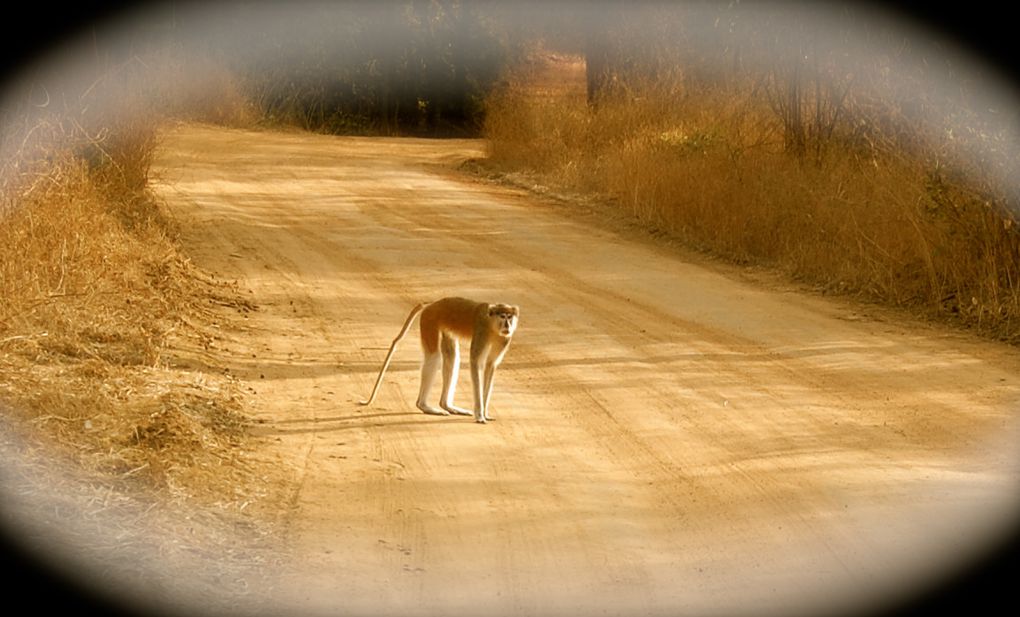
[419,297,485,351]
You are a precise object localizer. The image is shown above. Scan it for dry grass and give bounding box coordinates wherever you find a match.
[0,133,263,498]
[0,38,273,490]
[484,52,1020,342]
[0,156,278,610]
[0,193,280,505]
[0,50,283,608]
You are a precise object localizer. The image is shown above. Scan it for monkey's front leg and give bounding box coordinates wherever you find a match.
[481,363,498,422]
[470,358,487,424]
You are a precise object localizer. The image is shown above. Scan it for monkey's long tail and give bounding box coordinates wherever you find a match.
[358,302,429,406]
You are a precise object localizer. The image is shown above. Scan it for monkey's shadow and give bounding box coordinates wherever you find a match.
[251,410,463,436]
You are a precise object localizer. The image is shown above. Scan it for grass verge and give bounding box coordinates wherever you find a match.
[0,53,281,611]
[483,51,1020,343]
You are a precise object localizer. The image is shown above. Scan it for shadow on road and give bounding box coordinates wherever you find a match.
[250,410,463,435]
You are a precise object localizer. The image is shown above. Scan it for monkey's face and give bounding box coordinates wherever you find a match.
[488,304,519,338]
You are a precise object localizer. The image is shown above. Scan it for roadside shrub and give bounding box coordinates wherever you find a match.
[485,52,1020,342]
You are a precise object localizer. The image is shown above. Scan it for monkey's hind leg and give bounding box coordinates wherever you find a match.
[439,334,473,416]
[415,351,449,416]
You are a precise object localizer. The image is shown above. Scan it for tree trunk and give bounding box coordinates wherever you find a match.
[583,9,613,107]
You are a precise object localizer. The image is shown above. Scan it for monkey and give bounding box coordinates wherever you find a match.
[359,297,519,424]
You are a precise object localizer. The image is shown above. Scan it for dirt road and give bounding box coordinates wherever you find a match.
[151,124,1020,617]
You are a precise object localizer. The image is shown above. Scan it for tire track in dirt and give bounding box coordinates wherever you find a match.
[354,167,1016,611]
[350,196,783,601]
[363,183,1010,563]
[152,124,1020,617]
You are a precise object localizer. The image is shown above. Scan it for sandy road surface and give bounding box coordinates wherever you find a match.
[151,124,1020,617]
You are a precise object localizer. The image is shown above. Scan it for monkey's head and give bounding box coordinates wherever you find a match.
[488,304,519,338]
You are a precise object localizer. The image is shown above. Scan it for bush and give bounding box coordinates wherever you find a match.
[484,51,1020,342]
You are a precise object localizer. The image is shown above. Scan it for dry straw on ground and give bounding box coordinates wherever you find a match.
[0,51,281,609]
[0,120,258,500]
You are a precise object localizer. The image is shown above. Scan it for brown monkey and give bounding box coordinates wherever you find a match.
[359,297,519,423]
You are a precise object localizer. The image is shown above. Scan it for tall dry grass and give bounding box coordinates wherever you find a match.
[484,56,1020,342]
[0,49,282,608]
[0,49,266,510]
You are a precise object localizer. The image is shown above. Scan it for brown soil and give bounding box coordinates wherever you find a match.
[148,123,1020,617]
